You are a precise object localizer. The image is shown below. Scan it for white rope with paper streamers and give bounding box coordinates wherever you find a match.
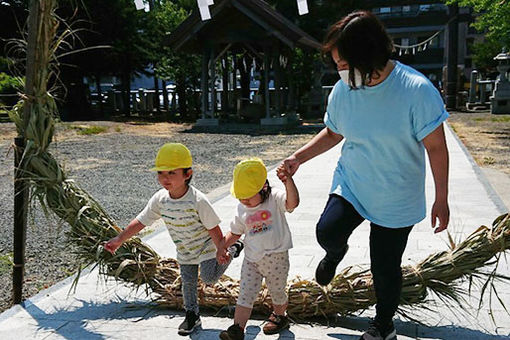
[394,30,441,56]
[197,0,213,20]
[134,0,145,11]
[195,0,308,21]
[297,0,309,15]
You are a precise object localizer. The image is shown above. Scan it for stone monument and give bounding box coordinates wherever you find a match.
[490,49,510,114]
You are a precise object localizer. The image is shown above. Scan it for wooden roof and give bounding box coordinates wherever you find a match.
[165,0,321,53]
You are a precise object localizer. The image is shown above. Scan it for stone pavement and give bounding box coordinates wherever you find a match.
[1,124,509,340]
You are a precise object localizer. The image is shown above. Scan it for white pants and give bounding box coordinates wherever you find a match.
[237,251,290,308]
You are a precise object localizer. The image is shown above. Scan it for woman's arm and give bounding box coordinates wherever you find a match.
[423,124,450,233]
[283,127,343,176]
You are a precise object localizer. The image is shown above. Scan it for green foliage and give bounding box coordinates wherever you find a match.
[69,125,108,135]
[150,1,200,83]
[0,253,13,275]
[471,39,504,72]
[447,0,510,69]
[0,72,22,106]
[0,72,21,94]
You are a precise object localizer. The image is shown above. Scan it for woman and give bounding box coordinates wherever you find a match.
[280,10,449,340]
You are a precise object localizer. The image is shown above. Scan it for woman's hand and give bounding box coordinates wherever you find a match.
[281,155,300,177]
[431,200,449,233]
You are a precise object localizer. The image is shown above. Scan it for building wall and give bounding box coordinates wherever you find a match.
[370,1,481,90]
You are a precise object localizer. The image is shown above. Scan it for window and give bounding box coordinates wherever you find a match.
[380,7,391,13]
[403,5,411,12]
[401,38,410,47]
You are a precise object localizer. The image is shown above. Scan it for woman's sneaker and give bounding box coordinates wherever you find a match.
[315,245,349,285]
[262,312,290,335]
[228,240,244,258]
[219,323,244,340]
[178,310,201,335]
[359,320,397,340]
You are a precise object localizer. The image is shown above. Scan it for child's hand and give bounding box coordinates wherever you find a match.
[104,236,122,255]
[216,248,229,265]
[277,165,292,183]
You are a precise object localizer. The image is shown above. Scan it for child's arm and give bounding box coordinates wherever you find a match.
[223,231,241,249]
[277,166,300,211]
[208,225,225,250]
[208,226,231,264]
[104,219,146,254]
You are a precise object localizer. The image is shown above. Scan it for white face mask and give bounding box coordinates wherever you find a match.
[338,68,363,87]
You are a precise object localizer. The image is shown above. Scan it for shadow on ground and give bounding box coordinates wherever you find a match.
[19,295,508,340]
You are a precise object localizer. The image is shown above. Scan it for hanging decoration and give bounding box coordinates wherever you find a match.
[394,30,441,56]
[196,0,308,21]
[297,0,309,15]
[197,0,213,20]
[133,0,144,11]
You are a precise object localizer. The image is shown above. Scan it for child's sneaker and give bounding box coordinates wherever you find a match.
[359,320,397,340]
[178,310,201,335]
[228,240,244,258]
[219,323,244,340]
[262,312,290,335]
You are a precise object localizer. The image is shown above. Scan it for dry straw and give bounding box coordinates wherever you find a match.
[10,0,510,322]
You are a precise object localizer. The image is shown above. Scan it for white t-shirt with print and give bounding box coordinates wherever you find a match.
[230,188,293,263]
[136,185,221,265]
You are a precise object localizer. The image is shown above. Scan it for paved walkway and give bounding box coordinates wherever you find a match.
[1,125,509,340]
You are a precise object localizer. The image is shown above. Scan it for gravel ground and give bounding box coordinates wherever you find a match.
[0,121,319,313]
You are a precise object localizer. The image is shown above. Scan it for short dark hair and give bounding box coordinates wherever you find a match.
[322,11,393,89]
[183,168,192,185]
[259,180,272,203]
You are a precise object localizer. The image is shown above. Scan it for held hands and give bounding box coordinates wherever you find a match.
[104,236,123,255]
[276,165,292,184]
[281,155,300,177]
[216,247,230,265]
[431,200,449,234]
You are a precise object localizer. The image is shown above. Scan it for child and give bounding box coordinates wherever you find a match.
[218,158,299,340]
[104,143,242,336]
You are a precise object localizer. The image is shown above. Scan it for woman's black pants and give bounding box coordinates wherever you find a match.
[316,194,413,325]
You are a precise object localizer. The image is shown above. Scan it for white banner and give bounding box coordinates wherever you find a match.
[197,0,212,20]
[134,0,144,11]
[297,0,309,15]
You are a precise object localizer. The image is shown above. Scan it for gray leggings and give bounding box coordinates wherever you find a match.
[180,255,232,314]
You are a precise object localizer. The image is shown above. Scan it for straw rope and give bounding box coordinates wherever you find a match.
[10,0,510,322]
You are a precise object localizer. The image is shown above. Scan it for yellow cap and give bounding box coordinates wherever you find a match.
[230,158,267,199]
[151,143,192,171]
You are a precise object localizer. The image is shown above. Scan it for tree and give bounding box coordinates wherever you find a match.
[447,0,510,70]
[149,0,200,120]
[53,0,155,119]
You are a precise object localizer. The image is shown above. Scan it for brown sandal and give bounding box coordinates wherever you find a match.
[262,312,290,335]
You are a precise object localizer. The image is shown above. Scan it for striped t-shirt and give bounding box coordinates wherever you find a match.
[136,185,221,265]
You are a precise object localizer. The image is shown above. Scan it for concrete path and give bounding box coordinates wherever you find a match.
[1,125,509,340]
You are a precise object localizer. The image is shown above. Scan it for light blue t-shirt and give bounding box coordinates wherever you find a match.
[324,61,449,228]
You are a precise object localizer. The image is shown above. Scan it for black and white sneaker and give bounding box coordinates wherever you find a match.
[359,320,397,340]
[228,240,244,258]
[178,310,201,336]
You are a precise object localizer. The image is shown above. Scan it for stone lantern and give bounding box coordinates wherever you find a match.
[490,49,510,114]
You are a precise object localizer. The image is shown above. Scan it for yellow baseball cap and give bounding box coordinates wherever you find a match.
[230,158,267,199]
[151,143,192,171]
